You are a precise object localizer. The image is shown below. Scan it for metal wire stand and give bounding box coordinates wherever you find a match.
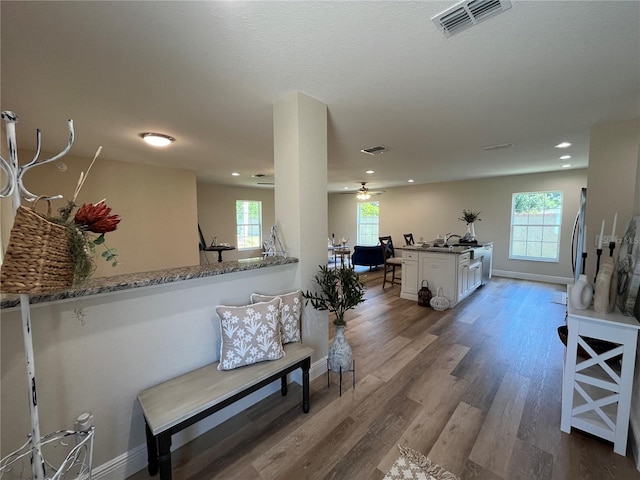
[327,359,355,396]
[0,427,95,480]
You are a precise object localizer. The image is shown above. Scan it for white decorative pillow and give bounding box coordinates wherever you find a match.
[251,290,302,344]
[216,297,285,371]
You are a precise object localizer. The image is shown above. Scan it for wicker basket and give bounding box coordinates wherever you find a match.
[0,198,75,294]
[430,287,450,311]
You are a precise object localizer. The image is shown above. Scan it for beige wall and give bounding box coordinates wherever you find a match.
[585,119,640,279]
[1,150,199,277]
[329,169,588,281]
[196,183,275,262]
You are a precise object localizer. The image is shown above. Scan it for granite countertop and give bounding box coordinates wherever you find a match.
[399,241,493,254]
[1,256,298,309]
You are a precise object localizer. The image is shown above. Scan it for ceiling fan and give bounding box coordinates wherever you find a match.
[340,182,384,200]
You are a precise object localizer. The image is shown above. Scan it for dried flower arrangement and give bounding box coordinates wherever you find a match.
[55,147,121,283]
[458,209,481,224]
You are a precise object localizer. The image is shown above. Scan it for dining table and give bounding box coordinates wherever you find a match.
[204,245,236,262]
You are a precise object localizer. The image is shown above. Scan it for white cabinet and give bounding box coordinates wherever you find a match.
[400,247,488,306]
[457,253,470,299]
[561,286,640,455]
[419,252,456,305]
[401,250,419,299]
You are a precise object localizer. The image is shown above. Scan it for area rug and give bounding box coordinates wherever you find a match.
[383,445,460,480]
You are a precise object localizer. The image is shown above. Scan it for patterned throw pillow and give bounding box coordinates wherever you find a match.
[251,291,302,344]
[216,297,285,371]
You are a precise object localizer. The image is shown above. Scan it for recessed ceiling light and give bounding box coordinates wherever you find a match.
[343,186,350,190]
[561,164,572,168]
[555,142,572,148]
[559,155,572,160]
[232,172,240,176]
[366,170,375,174]
[408,179,414,183]
[140,132,175,147]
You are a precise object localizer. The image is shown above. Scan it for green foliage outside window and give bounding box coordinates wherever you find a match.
[236,200,262,249]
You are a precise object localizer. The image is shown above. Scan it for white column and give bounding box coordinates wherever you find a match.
[273,92,329,363]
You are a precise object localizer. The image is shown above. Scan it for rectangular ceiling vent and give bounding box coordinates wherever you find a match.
[360,145,391,155]
[432,0,512,37]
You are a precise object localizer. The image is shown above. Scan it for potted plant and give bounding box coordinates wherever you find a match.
[302,264,365,373]
[458,209,481,242]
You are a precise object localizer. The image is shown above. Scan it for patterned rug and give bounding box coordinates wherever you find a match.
[383,445,460,480]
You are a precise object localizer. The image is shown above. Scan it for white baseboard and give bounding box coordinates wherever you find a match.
[91,444,147,480]
[91,357,328,479]
[492,270,572,285]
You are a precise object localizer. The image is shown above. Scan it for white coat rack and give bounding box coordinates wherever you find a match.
[0,111,75,480]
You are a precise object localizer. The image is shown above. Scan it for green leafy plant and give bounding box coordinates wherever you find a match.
[458,209,482,224]
[302,265,366,326]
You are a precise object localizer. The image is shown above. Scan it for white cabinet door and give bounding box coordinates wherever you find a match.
[470,260,482,290]
[420,253,456,304]
[458,262,469,298]
[400,251,419,300]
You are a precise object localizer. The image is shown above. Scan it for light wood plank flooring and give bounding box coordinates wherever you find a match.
[128,269,640,480]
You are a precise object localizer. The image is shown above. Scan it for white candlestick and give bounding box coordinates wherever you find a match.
[598,220,605,249]
[611,212,617,242]
[583,225,587,253]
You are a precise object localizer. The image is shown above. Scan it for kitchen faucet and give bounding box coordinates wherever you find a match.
[444,233,461,246]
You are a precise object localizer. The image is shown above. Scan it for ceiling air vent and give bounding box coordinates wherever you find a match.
[360,145,391,156]
[432,0,512,37]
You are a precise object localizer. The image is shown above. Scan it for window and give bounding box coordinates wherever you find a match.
[236,200,262,250]
[357,201,379,245]
[510,191,563,262]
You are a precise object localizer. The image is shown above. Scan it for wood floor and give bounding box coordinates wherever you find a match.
[128,269,640,480]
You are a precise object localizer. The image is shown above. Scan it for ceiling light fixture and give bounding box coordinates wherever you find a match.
[140,132,175,147]
[356,191,371,201]
[408,179,414,183]
[366,170,375,174]
[559,155,572,160]
[232,172,240,176]
[561,164,572,168]
[555,142,572,148]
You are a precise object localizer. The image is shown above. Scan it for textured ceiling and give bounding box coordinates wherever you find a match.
[1,1,639,193]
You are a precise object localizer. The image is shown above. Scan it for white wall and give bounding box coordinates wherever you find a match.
[329,169,588,282]
[1,265,301,478]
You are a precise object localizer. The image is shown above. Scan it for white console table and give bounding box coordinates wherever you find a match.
[561,286,640,455]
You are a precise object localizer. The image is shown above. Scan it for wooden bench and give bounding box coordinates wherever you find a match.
[137,342,313,480]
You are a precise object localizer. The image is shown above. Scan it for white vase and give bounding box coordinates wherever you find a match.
[570,274,593,310]
[328,325,352,373]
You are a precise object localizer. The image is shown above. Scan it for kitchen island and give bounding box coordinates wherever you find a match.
[400,243,493,307]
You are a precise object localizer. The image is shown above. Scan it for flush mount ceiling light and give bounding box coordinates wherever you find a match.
[140,132,175,147]
[561,164,572,168]
[555,142,572,148]
[559,155,572,160]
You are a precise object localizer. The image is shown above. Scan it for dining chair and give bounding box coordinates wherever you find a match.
[403,233,415,246]
[379,236,402,288]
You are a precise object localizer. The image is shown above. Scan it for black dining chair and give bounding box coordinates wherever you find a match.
[379,236,402,288]
[403,233,415,246]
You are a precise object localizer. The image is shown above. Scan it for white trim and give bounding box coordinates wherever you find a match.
[91,444,147,480]
[492,269,572,285]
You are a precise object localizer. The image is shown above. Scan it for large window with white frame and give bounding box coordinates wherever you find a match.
[236,200,262,250]
[357,201,379,245]
[510,191,563,262]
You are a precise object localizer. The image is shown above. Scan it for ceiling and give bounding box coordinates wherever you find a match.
[1,1,639,193]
